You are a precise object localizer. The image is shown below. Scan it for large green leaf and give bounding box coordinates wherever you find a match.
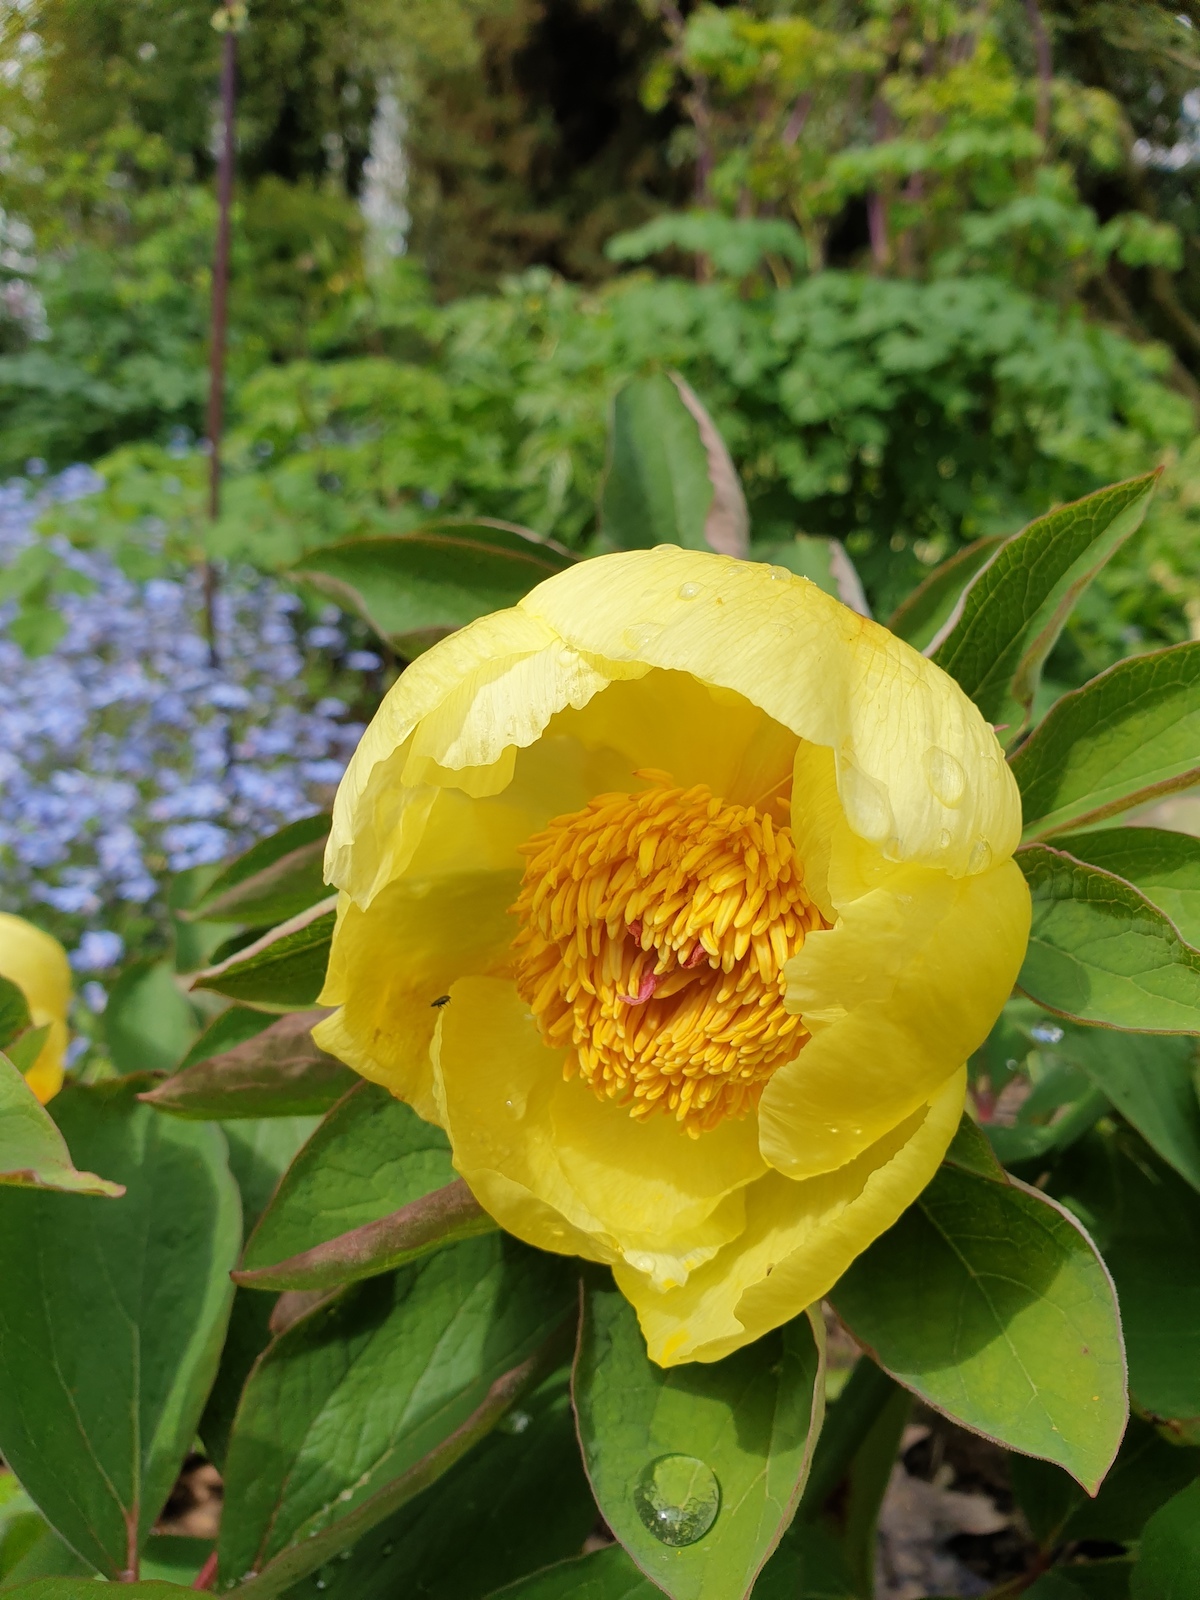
[1017,845,1200,1033]
[238,1081,456,1270]
[0,1054,123,1196]
[220,1237,574,1596]
[931,472,1158,733]
[0,978,32,1052]
[573,1277,824,1600]
[0,1079,240,1577]
[186,814,330,927]
[600,372,748,557]
[1057,1024,1200,1192]
[294,522,574,656]
[2,1584,191,1599]
[235,1179,495,1291]
[886,535,1006,651]
[105,960,198,1074]
[1132,1479,1200,1599]
[1053,1127,1200,1428]
[1012,642,1200,840]
[1053,827,1200,947]
[138,1009,354,1119]
[488,1546,659,1600]
[191,901,335,1010]
[1011,1417,1200,1552]
[176,1005,275,1072]
[280,1375,596,1600]
[830,1157,1126,1491]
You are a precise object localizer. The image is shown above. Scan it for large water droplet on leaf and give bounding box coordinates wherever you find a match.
[634,1453,720,1546]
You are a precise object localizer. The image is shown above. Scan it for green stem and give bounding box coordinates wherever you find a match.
[799,1354,899,1518]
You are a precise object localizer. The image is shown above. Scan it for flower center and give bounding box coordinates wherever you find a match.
[511,778,826,1136]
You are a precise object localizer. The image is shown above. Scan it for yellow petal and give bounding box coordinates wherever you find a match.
[759,844,1028,1180]
[432,976,766,1285]
[521,547,1019,876]
[616,1067,966,1365]
[0,913,71,1104]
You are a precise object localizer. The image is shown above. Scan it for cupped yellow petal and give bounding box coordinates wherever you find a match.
[433,977,767,1287]
[615,1067,966,1366]
[0,913,71,1104]
[521,547,1019,876]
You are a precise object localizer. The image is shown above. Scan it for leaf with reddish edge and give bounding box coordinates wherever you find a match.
[233,1178,496,1291]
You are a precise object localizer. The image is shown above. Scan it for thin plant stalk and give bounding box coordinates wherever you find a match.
[204,13,238,670]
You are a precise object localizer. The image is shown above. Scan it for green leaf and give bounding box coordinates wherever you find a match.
[4,1025,52,1079]
[1012,642,1200,840]
[280,1375,597,1600]
[931,472,1159,733]
[104,959,198,1074]
[138,1009,354,1119]
[1052,1128,1200,1428]
[190,902,335,1010]
[0,1054,124,1197]
[487,1545,659,1600]
[221,1116,321,1234]
[1131,1479,1200,1600]
[294,522,574,656]
[1,1584,191,1599]
[186,814,331,927]
[573,1277,825,1600]
[1057,1024,1200,1192]
[219,1238,574,1595]
[1023,1578,1088,1600]
[0,978,32,1053]
[753,536,869,616]
[1053,827,1200,947]
[0,1078,240,1577]
[600,372,730,555]
[1011,1416,1200,1552]
[176,1006,275,1073]
[886,536,1007,652]
[235,1179,495,1291]
[238,1080,459,1278]
[1017,845,1200,1033]
[830,1160,1127,1491]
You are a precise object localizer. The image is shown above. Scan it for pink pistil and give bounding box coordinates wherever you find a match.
[683,944,707,969]
[619,971,659,1006]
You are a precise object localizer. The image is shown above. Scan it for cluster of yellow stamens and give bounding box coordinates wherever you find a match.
[511,777,826,1135]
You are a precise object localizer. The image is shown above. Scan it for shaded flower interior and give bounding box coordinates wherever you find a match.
[512,776,827,1135]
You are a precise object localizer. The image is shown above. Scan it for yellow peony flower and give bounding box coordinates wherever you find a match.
[315,547,1030,1364]
[0,913,72,1104]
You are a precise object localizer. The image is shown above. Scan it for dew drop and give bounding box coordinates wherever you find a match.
[923,746,966,808]
[622,622,660,653]
[967,838,993,874]
[768,565,791,582]
[938,828,952,849]
[500,1408,533,1435]
[838,758,894,845]
[634,1454,721,1547]
[677,582,701,600]
[1031,1022,1064,1045]
[315,1583,326,1592]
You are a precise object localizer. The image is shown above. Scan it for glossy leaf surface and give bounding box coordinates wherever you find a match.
[0,1079,239,1577]
[219,1237,574,1594]
[191,901,335,1010]
[187,814,331,927]
[1053,826,1200,947]
[1012,641,1200,840]
[831,1159,1126,1491]
[600,373,719,554]
[239,1081,457,1271]
[574,1278,824,1600]
[105,960,197,1074]
[1017,845,1200,1032]
[931,472,1158,731]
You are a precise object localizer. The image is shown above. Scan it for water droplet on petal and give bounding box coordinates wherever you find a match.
[923,746,966,808]
[634,1454,720,1547]
[768,565,791,582]
[968,838,993,874]
[938,828,952,849]
[504,1097,517,1115]
[677,582,701,600]
[838,758,894,845]
[622,622,660,653]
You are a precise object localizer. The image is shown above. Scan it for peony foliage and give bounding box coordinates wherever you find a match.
[0,390,1198,1599]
